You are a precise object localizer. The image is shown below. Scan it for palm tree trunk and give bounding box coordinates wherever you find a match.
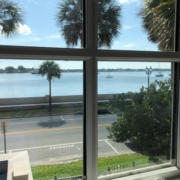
[49,80,52,112]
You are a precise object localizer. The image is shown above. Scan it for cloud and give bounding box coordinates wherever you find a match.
[115,41,119,44]
[47,35,61,39]
[0,23,31,36]
[123,43,135,47]
[17,23,31,35]
[119,0,141,4]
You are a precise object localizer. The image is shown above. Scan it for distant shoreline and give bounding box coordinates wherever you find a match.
[0,69,171,74]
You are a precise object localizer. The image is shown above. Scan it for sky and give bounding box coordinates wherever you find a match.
[0,0,172,69]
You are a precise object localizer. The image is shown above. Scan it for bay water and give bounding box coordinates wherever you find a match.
[0,71,171,98]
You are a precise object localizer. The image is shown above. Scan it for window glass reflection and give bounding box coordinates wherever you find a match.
[98,62,173,177]
[98,0,175,51]
[0,0,83,48]
[0,60,83,179]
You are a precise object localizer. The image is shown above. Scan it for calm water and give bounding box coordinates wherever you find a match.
[0,71,171,98]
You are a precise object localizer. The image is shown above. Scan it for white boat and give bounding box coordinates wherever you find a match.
[156,63,164,77]
[31,70,38,74]
[106,74,113,78]
[156,71,164,77]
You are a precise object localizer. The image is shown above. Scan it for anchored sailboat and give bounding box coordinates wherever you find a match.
[156,63,164,77]
[106,69,113,78]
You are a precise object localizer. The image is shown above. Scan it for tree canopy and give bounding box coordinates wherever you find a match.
[5,66,14,72]
[107,79,172,157]
[17,65,25,72]
[139,0,175,51]
[0,0,24,37]
[38,61,61,111]
[56,0,121,48]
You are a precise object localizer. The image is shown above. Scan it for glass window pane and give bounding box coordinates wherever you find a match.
[97,0,175,52]
[98,61,173,178]
[0,60,84,179]
[0,0,84,48]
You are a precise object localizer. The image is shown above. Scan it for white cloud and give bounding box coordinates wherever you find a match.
[47,35,61,39]
[119,0,141,4]
[123,43,135,47]
[115,41,119,44]
[0,23,31,36]
[17,23,31,35]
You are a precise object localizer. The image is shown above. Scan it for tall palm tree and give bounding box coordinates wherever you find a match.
[38,61,61,112]
[0,0,24,36]
[139,0,175,51]
[56,0,121,48]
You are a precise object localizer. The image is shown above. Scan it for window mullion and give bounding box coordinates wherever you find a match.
[175,0,180,168]
[86,0,98,179]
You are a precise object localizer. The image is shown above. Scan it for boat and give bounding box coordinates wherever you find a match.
[156,71,164,77]
[156,63,164,77]
[31,70,38,74]
[106,74,113,78]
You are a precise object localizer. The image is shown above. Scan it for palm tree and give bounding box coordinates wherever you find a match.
[0,0,24,36]
[56,0,121,48]
[139,0,175,51]
[38,61,61,112]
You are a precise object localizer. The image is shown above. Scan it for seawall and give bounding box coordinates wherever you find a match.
[0,94,128,111]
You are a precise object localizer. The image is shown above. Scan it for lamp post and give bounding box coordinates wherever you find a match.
[145,66,152,88]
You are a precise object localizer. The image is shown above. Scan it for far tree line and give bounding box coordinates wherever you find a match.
[1,66,171,73]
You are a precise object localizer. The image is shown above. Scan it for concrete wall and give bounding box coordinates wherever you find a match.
[0,94,121,106]
[0,97,44,106]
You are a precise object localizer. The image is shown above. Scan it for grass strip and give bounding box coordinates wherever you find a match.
[31,153,149,180]
[0,105,107,118]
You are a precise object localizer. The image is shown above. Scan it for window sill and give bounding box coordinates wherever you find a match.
[98,166,180,180]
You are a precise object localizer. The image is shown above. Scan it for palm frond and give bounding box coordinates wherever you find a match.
[38,61,61,81]
[139,0,175,51]
[56,0,121,48]
[0,0,24,37]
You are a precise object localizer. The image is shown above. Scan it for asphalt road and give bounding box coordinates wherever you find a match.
[0,115,137,165]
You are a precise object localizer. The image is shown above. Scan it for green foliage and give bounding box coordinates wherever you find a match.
[31,153,149,180]
[56,0,121,48]
[98,153,149,173]
[38,61,61,81]
[38,61,61,111]
[32,161,83,180]
[0,0,24,36]
[139,0,175,51]
[107,79,172,157]
[17,65,26,72]
[5,66,14,72]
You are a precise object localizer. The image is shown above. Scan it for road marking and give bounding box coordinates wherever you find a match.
[77,147,80,151]
[50,144,74,150]
[60,116,64,121]
[0,139,108,153]
[0,124,110,136]
[105,140,119,154]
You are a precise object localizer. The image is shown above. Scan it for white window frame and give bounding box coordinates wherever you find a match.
[0,0,180,179]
